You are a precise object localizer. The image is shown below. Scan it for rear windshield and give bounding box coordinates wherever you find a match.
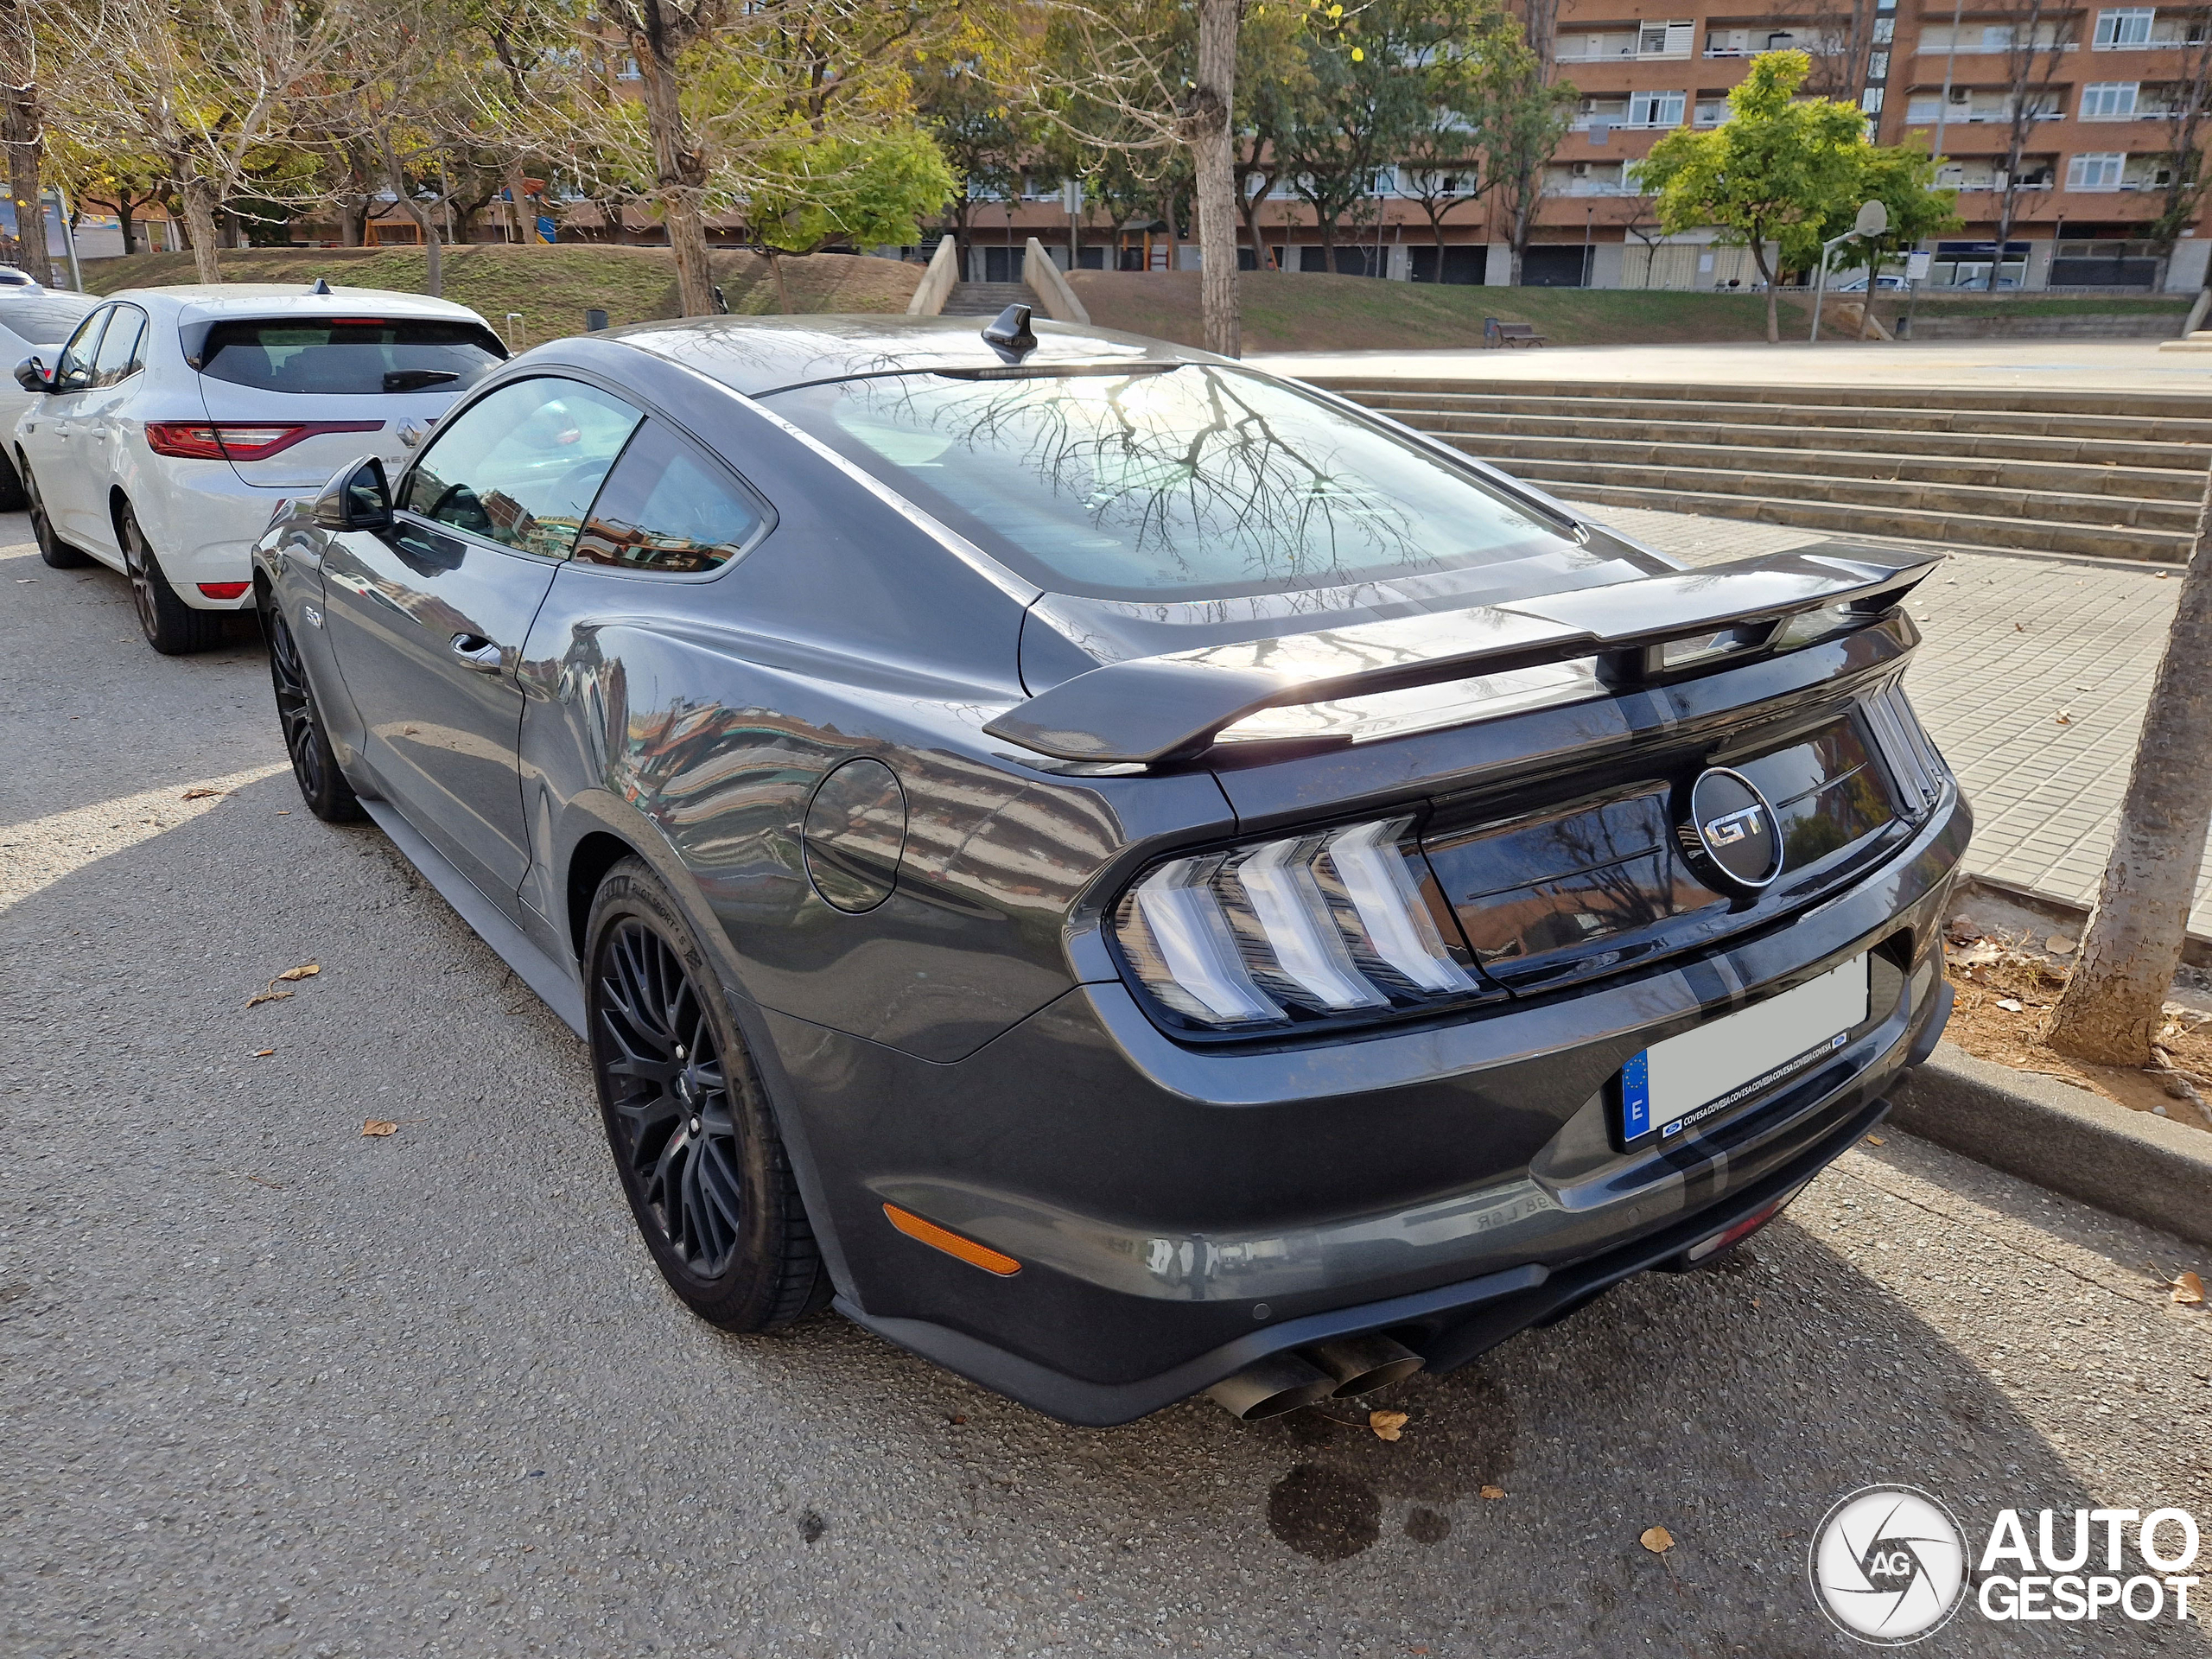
[0,294,97,348]
[200,317,506,395]
[764,364,1580,601]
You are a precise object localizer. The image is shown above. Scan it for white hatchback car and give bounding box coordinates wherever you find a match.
[12,283,508,652]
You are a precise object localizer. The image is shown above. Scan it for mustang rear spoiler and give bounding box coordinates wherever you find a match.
[983,544,1941,765]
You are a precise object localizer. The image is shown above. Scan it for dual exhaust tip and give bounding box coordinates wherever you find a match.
[1203,1333,1426,1421]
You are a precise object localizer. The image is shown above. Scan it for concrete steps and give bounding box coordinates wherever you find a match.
[1314,378,2212,563]
[942,282,1033,317]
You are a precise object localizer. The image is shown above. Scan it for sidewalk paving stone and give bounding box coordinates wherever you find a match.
[1568,499,2212,938]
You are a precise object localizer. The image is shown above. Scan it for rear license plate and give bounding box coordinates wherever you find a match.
[1620,955,1870,1144]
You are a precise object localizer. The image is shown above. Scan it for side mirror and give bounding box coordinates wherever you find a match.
[13,355,51,393]
[312,454,392,532]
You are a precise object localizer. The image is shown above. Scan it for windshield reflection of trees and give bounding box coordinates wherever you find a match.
[842,368,1500,598]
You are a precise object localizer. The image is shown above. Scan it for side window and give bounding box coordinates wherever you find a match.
[398,376,642,559]
[52,308,109,392]
[572,421,769,574]
[92,306,145,388]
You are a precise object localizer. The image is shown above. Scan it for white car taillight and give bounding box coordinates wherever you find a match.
[1111,816,1481,1029]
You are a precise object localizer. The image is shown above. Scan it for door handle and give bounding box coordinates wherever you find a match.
[449,633,505,671]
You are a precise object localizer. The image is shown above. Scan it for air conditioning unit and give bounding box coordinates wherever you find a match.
[1572,161,1593,178]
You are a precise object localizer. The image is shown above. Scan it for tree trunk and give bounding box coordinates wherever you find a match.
[116,201,136,256]
[378,137,443,297]
[632,41,715,316]
[0,0,44,284]
[505,164,530,244]
[1185,0,1240,357]
[180,175,223,283]
[1318,210,1338,269]
[2044,480,2212,1065]
[1750,232,1779,342]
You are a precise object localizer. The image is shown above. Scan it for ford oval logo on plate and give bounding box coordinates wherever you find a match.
[1686,766,1783,893]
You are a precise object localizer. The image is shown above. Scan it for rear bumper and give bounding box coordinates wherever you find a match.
[124,450,288,608]
[765,784,1967,1425]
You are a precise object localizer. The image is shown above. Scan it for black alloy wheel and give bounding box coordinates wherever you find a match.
[267,605,361,823]
[22,456,87,568]
[119,503,224,654]
[587,857,828,1331]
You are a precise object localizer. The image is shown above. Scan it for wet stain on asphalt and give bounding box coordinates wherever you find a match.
[1262,1370,1520,1560]
[798,1509,827,1544]
[1267,1464,1381,1561]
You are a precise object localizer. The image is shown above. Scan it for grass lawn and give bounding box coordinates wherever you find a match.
[83,245,922,343]
[1067,269,1824,350]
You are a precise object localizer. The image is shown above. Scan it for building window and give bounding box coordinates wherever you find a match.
[1629,89,1687,126]
[2067,150,2128,188]
[2094,7,2156,45]
[2080,80,2140,115]
[620,56,641,79]
[1861,86,1885,111]
[1869,50,1890,78]
[1873,16,1896,42]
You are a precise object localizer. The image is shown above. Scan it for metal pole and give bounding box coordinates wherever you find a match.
[50,187,81,291]
[1809,231,1853,341]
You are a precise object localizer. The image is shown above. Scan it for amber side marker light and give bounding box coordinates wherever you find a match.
[882,1203,1020,1276]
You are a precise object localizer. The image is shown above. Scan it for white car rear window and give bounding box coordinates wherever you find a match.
[200,317,505,396]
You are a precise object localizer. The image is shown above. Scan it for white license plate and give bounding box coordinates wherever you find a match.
[1620,955,1870,1143]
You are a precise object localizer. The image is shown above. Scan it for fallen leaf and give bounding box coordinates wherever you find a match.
[1864,1135,1885,1146]
[1641,1526,1675,1554]
[251,1048,275,1058]
[362,1120,399,1137]
[2014,622,2025,632]
[244,988,294,1008]
[1997,997,2024,1013]
[181,786,224,800]
[1369,1409,1408,1442]
[2046,935,2077,956]
[2175,1271,2206,1306]
[274,963,320,982]
[2055,712,2072,725]
[1479,1485,1507,1500]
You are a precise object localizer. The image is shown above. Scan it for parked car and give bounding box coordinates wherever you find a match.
[254,311,1967,1426]
[15,283,506,652]
[1830,273,1910,291]
[0,285,99,507]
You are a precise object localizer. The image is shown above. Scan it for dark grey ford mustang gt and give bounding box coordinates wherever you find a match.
[253,310,1967,1425]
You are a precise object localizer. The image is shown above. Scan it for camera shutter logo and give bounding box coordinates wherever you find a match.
[1808,1485,1969,1644]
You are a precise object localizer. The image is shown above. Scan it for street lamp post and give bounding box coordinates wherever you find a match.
[1810,199,1891,343]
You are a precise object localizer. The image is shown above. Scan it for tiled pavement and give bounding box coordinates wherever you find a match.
[1566,499,2212,938]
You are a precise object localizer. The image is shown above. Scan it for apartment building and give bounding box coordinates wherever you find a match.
[939,2,2212,291]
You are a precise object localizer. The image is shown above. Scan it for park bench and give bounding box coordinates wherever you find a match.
[1484,317,1547,348]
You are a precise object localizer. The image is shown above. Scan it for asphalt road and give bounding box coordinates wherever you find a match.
[3,514,2209,1658]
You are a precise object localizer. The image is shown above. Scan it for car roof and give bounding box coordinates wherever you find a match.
[0,288,98,347]
[107,283,493,327]
[607,313,1211,397]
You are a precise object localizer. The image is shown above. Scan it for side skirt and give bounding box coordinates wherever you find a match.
[359,798,588,1038]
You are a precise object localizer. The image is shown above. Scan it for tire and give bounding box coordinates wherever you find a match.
[0,443,29,512]
[119,501,224,654]
[22,455,88,568]
[266,602,362,823]
[586,857,829,1331]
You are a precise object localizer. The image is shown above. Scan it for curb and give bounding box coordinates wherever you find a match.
[1889,1041,2212,1249]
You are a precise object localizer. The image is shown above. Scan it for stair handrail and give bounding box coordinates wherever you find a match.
[906,235,960,317]
[1022,236,1090,325]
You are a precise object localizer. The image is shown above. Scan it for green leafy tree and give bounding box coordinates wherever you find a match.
[747,125,957,308]
[1824,139,1960,308]
[1465,23,1573,287]
[1635,50,1866,341]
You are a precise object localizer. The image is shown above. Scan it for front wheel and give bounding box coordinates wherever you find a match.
[586,857,829,1331]
[267,604,361,823]
[120,502,224,655]
[22,457,87,568]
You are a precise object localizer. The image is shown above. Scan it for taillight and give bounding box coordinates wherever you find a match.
[197,582,251,600]
[1109,816,1487,1030]
[144,420,381,461]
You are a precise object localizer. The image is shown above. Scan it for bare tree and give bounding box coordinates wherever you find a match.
[2044,485,2212,1065]
[54,0,360,282]
[1983,0,2075,289]
[0,0,48,282]
[2147,15,2212,276]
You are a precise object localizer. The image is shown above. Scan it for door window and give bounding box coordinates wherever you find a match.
[91,305,145,387]
[52,308,109,392]
[398,376,642,558]
[572,421,768,574]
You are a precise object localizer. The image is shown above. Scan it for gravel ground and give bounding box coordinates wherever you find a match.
[3,515,2209,1657]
